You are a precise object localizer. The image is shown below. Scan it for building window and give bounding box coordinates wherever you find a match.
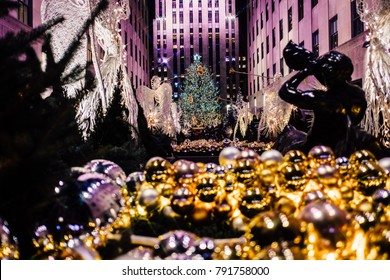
[351,0,364,37]
[266,3,269,21]
[266,35,269,54]
[273,63,276,75]
[261,42,264,59]
[256,20,259,36]
[312,0,318,7]
[312,30,319,56]
[298,0,304,21]
[279,19,283,40]
[17,0,31,26]
[272,0,275,13]
[280,58,284,76]
[288,7,293,31]
[198,11,202,23]
[257,47,259,63]
[272,28,276,48]
[329,15,338,50]
[261,13,263,29]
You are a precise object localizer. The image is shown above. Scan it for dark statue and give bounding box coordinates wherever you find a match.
[274,41,389,158]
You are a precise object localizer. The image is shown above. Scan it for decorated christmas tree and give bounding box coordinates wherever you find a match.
[178,54,222,129]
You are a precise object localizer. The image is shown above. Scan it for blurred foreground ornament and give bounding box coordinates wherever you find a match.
[219,146,240,167]
[0,218,19,259]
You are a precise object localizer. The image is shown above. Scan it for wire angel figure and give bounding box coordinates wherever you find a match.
[136,76,180,137]
[41,0,90,98]
[41,0,138,139]
[233,101,253,140]
[257,74,295,141]
[357,0,390,147]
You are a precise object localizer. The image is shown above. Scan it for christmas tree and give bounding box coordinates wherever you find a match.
[178,54,222,129]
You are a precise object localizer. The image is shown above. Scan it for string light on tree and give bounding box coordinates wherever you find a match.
[178,54,222,129]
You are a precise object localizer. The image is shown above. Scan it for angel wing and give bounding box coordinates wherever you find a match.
[41,0,89,98]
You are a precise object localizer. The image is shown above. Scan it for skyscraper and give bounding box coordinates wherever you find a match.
[153,0,240,107]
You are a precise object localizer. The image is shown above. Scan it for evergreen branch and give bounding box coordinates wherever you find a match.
[0,17,64,61]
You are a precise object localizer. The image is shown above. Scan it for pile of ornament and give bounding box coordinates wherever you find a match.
[1,146,390,260]
[172,138,272,155]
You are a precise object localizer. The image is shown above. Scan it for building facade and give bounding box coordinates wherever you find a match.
[246,0,366,112]
[153,0,240,106]
[0,0,42,36]
[121,0,151,89]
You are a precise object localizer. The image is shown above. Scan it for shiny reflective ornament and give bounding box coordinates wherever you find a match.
[84,159,127,188]
[248,211,301,247]
[0,218,19,259]
[213,242,259,260]
[308,145,335,169]
[115,246,154,260]
[378,157,390,175]
[239,187,269,218]
[203,162,218,173]
[76,172,124,227]
[196,173,219,202]
[299,201,348,241]
[283,149,307,165]
[219,146,240,167]
[187,238,216,260]
[173,159,200,183]
[145,157,174,185]
[302,190,327,206]
[138,188,160,213]
[353,200,378,231]
[233,149,260,185]
[171,187,196,215]
[335,157,351,178]
[278,162,307,191]
[372,189,390,211]
[126,171,145,193]
[213,196,234,220]
[189,201,214,224]
[366,223,390,258]
[274,196,297,216]
[257,242,304,260]
[260,149,283,163]
[354,161,386,196]
[154,230,198,258]
[155,182,175,198]
[314,165,340,188]
[349,150,377,167]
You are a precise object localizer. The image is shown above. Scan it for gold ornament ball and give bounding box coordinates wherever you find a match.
[354,161,386,196]
[260,149,283,163]
[349,150,377,167]
[171,187,196,215]
[196,173,219,202]
[378,157,390,175]
[248,211,301,247]
[219,146,240,167]
[278,162,307,192]
[173,159,200,183]
[239,187,269,218]
[189,200,214,224]
[335,157,351,178]
[308,145,335,168]
[283,149,307,165]
[314,164,340,188]
[138,188,160,212]
[155,182,175,198]
[144,157,174,185]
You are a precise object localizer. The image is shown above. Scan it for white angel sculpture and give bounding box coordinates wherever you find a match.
[136,76,181,137]
[357,0,390,147]
[233,101,253,140]
[41,0,138,139]
[257,74,295,141]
